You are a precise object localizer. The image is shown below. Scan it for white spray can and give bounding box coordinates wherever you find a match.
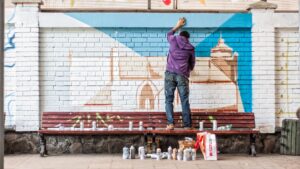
[192,148,197,161]
[139,121,143,131]
[138,146,145,160]
[212,120,217,131]
[177,149,183,161]
[129,121,133,131]
[199,121,204,131]
[156,148,162,160]
[129,145,135,159]
[122,146,129,160]
[92,121,97,130]
[80,121,84,130]
[167,146,172,160]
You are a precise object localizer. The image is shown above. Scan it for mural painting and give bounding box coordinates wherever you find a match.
[4,9,16,128]
[40,13,252,114]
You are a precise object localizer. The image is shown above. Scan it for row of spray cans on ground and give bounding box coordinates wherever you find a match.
[123,146,197,161]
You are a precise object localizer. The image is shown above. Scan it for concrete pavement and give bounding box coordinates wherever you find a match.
[4,154,300,169]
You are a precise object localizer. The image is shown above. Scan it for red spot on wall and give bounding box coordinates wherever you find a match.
[162,0,171,6]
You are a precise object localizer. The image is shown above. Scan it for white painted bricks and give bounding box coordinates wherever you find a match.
[14,2,40,131]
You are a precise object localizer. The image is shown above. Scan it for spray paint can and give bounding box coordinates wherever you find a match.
[108,124,114,130]
[80,121,84,130]
[199,121,204,131]
[129,121,133,131]
[58,124,64,130]
[187,147,192,161]
[129,145,135,159]
[92,121,97,130]
[212,120,217,131]
[177,149,183,161]
[122,146,129,160]
[167,146,172,160]
[183,149,188,161]
[139,121,143,131]
[192,148,197,161]
[156,148,162,160]
[138,146,145,160]
[172,148,177,160]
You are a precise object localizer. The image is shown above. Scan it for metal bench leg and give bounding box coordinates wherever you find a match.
[39,133,47,157]
[151,134,157,153]
[249,134,257,156]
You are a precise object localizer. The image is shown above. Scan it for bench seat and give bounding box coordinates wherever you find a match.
[38,111,258,157]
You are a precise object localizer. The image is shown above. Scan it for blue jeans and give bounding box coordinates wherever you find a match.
[165,71,191,127]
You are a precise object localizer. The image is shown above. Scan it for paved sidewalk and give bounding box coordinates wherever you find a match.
[4,154,300,169]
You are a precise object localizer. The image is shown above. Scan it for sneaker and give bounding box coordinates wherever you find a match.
[166,124,174,130]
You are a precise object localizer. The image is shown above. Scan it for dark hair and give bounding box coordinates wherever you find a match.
[180,31,190,39]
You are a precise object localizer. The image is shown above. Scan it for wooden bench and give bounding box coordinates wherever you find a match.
[38,112,152,156]
[149,112,258,156]
[39,111,259,156]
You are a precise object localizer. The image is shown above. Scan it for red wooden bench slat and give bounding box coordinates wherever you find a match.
[151,129,259,135]
[39,130,147,135]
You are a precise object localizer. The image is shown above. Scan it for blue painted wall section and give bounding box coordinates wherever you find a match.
[66,13,253,112]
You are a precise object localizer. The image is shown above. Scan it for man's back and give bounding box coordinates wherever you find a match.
[166,30,195,78]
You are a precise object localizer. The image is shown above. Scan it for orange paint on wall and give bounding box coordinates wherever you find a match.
[199,0,206,5]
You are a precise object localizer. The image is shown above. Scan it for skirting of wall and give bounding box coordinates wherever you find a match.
[5,131,281,154]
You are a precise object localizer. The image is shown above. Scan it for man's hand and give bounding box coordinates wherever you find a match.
[176,17,186,28]
[172,17,186,32]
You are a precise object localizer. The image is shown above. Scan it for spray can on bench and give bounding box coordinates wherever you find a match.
[92,121,97,130]
[139,121,143,131]
[199,121,204,131]
[129,121,133,131]
[212,120,217,131]
[80,121,84,130]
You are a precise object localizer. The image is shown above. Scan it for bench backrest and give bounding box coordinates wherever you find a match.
[41,112,255,130]
[149,112,255,129]
[41,112,151,129]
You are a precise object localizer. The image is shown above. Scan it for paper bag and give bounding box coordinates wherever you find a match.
[195,132,218,160]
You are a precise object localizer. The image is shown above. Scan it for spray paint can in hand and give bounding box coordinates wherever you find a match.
[129,145,135,159]
[167,146,172,160]
[122,146,129,160]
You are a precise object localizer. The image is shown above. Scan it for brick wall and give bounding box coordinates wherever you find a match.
[275,28,300,127]
[40,27,252,113]
[4,8,16,129]
[4,4,300,132]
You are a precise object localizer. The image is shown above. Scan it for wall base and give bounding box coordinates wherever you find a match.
[5,131,281,154]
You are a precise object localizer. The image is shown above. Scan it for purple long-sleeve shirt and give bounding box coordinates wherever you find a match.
[166,30,195,78]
